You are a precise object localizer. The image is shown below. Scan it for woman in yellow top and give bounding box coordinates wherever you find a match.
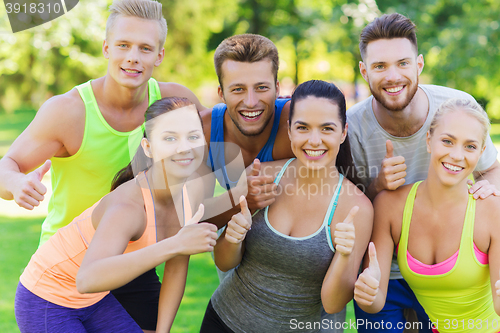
[354,99,500,333]
[15,97,219,333]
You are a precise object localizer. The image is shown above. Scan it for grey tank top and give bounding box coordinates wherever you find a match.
[211,158,344,333]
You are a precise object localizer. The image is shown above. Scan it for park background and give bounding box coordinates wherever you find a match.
[1,0,500,332]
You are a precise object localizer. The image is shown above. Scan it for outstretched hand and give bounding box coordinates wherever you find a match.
[225,196,252,244]
[354,242,381,306]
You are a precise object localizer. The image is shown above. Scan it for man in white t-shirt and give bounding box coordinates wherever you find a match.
[347,13,500,333]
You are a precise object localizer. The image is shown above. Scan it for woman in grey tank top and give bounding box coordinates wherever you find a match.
[200,80,373,333]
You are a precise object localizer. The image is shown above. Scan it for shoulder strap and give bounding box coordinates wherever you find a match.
[398,181,422,257]
[273,158,295,185]
[147,78,161,106]
[325,174,344,252]
[461,192,476,251]
[137,172,157,242]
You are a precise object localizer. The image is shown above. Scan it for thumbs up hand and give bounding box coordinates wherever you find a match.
[354,242,381,306]
[334,206,358,256]
[246,159,277,210]
[225,196,253,244]
[14,160,51,210]
[374,140,407,192]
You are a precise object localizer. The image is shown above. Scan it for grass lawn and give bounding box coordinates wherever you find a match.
[2,111,499,332]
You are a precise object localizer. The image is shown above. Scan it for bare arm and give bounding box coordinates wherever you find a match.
[354,191,399,313]
[322,189,373,314]
[77,201,217,293]
[156,255,190,332]
[0,93,82,208]
[159,82,207,111]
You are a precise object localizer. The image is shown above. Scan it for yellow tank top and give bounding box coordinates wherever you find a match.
[397,182,499,333]
[39,78,161,246]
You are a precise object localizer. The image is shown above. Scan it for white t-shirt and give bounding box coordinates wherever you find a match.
[347,84,498,279]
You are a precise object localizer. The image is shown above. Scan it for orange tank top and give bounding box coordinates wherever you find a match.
[20,172,158,308]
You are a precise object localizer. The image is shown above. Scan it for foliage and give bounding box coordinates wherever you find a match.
[1,0,499,118]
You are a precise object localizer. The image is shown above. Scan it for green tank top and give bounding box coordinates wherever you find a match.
[39,78,161,246]
[397,182,499,333]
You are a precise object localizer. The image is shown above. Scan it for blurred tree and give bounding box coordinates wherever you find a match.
[1,0,499,119]
[0,0,108,113]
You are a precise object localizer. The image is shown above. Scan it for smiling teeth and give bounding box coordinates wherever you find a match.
[443,163,463,172]
[241,111,263,118]
[175,159,192,165]
[305,150,326,157]
[124,69,140,73]
[386,86,403,93]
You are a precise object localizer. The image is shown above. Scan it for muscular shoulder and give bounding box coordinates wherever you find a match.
[158,82,206,111]
[36,88,85,125]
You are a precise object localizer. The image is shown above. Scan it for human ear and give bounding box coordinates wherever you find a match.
[155,48,165,67]
[417,54,424,76]
[218,86,225,103]
[341,122,348,144]
[103,40,109,59]
[359,61,368,82]
[141,138,153,158]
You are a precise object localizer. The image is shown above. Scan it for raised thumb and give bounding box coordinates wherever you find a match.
[250,159,261,176]
[385,140,394,159]
[35,160,51,181]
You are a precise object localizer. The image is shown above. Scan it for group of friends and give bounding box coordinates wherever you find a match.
[1,0,500,332]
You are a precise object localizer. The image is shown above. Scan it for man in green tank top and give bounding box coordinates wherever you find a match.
[0,0,204,246]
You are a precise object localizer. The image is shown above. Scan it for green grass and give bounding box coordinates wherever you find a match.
[0,216,43,332]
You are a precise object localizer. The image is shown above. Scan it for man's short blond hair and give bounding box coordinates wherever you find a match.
[106,0,167,50]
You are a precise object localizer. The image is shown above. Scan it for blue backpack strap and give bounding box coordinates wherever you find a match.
[324,174,344,252]
[256,98,290,162]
